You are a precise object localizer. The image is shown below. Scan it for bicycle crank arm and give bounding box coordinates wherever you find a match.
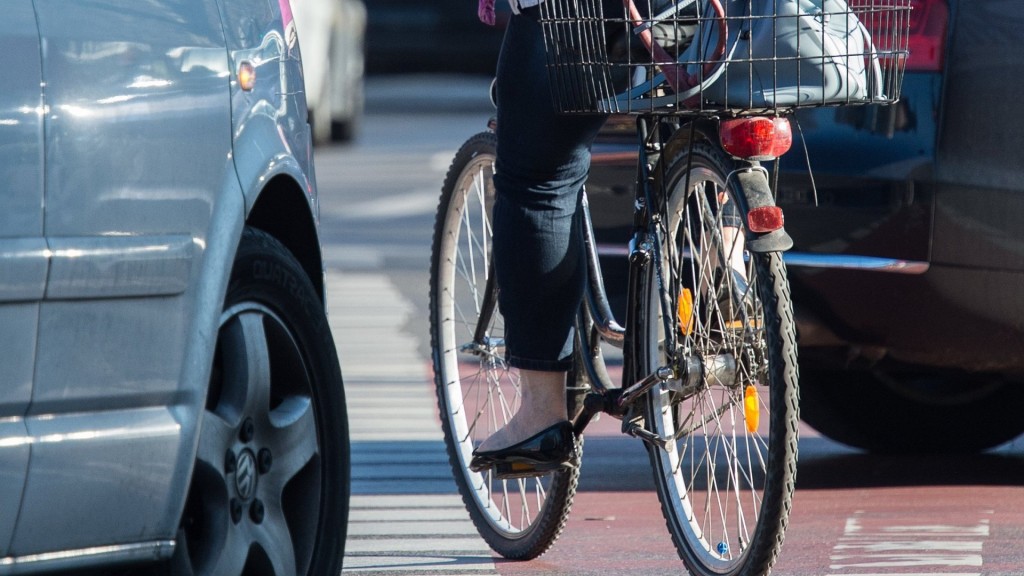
[571,389,672,450]
[572,388,626,436]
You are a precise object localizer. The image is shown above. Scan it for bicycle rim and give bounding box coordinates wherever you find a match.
[642,143,799,575]
[428,131,578,559]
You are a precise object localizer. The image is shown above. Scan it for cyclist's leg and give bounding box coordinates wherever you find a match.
[485,6,607,451]
[719,195,747,274]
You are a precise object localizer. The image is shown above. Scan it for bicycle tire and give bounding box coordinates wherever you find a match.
[640,141,800,576]
[429,131,580,559]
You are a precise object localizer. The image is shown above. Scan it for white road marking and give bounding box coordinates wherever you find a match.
[827,511,988,575]
[329,271,497,575]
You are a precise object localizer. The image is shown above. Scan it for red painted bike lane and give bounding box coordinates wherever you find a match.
[493,417,1024,576]
[494,414,686,576]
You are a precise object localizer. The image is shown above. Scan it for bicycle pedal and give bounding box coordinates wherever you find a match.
[624,422,671,451]
[493,459,576,480]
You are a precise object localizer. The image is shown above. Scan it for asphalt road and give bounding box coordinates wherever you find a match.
[318,75,1024,576]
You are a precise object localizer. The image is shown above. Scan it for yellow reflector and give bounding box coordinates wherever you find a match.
[678,288,694,335]
[744,385,760,433]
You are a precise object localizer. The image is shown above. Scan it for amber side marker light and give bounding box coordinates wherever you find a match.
[238,61,256,91]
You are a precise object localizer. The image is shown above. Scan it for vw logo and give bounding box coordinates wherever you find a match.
[235,449,257,500]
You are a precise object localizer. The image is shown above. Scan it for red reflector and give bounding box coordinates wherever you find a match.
[747,206,784,233]
[720,117,792,160]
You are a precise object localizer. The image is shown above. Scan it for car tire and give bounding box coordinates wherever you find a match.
[171,227,349,576]
[330,118,357,144]
[801,365,1024,454]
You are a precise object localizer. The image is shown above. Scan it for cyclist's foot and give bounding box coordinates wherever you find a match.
[471,369,573,476]
[470,420,576,478]
[474,369,566,452]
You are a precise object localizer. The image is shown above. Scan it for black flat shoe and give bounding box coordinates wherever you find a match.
[470,421,576,478]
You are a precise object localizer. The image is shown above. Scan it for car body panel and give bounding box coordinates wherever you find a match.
[0,0,47,558]
[14,408,184,555]
[932,1,1024,270]
[9,0,233,555]
[221,0,317,216]
[770,0,1024,373]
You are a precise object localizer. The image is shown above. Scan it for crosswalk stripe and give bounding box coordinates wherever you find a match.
[328,271,496,575]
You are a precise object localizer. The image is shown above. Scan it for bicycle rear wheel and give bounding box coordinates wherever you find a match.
[429,131,580,559]
[641,141,799,576]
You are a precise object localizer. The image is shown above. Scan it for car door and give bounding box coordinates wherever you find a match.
[0,0,44,558]
[10,0,235,555]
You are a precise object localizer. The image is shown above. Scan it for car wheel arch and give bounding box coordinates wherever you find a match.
[246,175,326,304]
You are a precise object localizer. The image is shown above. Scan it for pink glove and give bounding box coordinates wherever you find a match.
[478,0,496,26]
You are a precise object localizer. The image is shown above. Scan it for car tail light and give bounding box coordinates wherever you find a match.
[719,117,792,161]
[849,0,948,72]
[906,0,948,71]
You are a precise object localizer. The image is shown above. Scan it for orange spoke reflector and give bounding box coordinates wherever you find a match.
[744,385,760,433]
[678,288,694,335]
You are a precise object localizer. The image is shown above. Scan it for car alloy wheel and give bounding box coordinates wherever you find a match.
[176,228,349,576]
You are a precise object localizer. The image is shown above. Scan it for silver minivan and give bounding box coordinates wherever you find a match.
[0,1,349,575]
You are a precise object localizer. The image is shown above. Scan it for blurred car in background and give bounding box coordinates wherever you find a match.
[365,0,509,74]
[0,1,348,574]
[587,0,1024,454]
[293,0,367,143]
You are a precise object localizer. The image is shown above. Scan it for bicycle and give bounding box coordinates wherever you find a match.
[429,1,909,574]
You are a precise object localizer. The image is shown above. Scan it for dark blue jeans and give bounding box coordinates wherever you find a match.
[492,9,608,371]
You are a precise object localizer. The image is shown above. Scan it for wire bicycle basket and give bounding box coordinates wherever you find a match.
[537,0,912,115]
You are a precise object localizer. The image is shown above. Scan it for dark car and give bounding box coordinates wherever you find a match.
[365,0,509,74]
[587,0,1024,453]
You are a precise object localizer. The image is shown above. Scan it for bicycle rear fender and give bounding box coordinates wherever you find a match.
[735,168,794,253]
[658,120,794,253]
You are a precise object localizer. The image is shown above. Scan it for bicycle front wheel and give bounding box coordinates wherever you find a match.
[429,131,579,559]
[641,141,800,576]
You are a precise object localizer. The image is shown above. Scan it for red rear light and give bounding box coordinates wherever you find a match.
[719,117,792,161]
[906,0,948,71]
